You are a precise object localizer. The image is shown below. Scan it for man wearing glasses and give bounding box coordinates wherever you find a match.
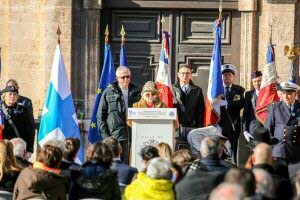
[97,66,141,164]
[173,64,205,143]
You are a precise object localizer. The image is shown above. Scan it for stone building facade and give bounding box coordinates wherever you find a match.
[0,0,299,121]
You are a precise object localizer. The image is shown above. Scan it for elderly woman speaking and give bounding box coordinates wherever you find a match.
[133,81,168,108]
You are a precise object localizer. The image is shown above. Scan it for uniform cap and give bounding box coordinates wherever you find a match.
[278,81,300,92]
[221,64,237,75]
[1,86,19,94]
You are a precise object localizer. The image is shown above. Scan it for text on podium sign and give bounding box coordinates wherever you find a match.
[128,108,177,120]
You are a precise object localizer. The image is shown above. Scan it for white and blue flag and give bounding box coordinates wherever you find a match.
[38,44,84,164]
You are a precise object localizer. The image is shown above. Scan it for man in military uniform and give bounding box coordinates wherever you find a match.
[265,81,300,168]
[221,64,245,163]
[242,71,263,141]
[97,66,141,164]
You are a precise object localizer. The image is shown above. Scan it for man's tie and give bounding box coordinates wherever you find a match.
[289,105,293,114]
[225,86,230,100]
[182,85,188,93]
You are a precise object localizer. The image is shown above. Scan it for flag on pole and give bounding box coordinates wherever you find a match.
[120,43,128,67]
[88,43,116,144]
[155,31,173,108]
[120,25,128,67]
[256,44,279,123]
[38,44,84,164]
[204,19,224,126]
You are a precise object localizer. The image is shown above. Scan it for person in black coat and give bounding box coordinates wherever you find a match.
[97,66,141,164]
[102,137,137,193]
[174,159,224,200]
[6,79,35,133]
[199,136,230,174]
[69,141,121,200]
[251,143,293,200]
[1,86,35,153]
[242,71,263,141]
[173,64,205,129]
[221,64,245,163]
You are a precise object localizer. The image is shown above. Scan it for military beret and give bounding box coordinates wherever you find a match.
[221,64,237,75]
[251,71,262,79]
[1,85,19,94]
[278,81,300,92]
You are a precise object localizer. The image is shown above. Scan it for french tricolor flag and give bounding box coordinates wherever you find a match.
[256,44,279,123]
[156,31,173,108]
[204,19,224,126]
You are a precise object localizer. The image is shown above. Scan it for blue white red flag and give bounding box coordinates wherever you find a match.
[256,44,279,123]
[88,43,115,144]
[38,44,84,164]
[155,31,173,108]
[204,19,223,126]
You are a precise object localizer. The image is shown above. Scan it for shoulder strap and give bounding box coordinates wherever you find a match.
[1,103,21,138]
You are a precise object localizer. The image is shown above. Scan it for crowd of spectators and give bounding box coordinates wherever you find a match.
[0,131,299,200]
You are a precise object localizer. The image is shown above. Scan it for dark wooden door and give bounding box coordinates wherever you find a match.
[102,3,241,94]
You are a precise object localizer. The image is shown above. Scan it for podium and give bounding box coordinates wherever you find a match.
[128,108,177,171]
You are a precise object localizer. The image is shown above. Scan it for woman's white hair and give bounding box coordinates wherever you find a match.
[10,138,27,158]
[146,157,172,179]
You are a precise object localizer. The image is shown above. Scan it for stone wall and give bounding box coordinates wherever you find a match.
[256,0,299,82]
[0,0,73,118]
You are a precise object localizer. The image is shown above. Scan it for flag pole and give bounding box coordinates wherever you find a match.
[120,25,126,45]
[57,26,61,45]
[33,26,62,162]
[218,0,222,21]
[105,25,109,44]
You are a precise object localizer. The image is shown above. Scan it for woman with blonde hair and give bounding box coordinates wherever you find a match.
[157,142,172,161]
[0,140,21,192]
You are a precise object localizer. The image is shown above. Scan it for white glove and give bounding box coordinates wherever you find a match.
[243,131,253,142]
[220,100,228,107]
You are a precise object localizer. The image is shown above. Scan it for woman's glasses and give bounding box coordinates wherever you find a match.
[145,92,156,97]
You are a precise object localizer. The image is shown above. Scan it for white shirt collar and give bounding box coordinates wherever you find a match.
[223,83,232,88]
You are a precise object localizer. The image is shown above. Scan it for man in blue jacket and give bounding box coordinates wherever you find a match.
[265,81,300,167]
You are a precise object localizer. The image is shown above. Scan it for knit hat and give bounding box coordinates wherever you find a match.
[142,81,159,95]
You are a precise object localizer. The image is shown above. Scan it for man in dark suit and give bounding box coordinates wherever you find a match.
[102,137,137,192]
[173,64,205,144]
[242,71,263,141]
[265,81,300,177]
[221,64,245,163]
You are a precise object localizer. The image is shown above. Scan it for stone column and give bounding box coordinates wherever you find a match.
[72,0,102,120]
[238,0,258,90]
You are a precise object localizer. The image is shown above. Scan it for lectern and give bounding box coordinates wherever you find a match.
[128,108,177,171]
